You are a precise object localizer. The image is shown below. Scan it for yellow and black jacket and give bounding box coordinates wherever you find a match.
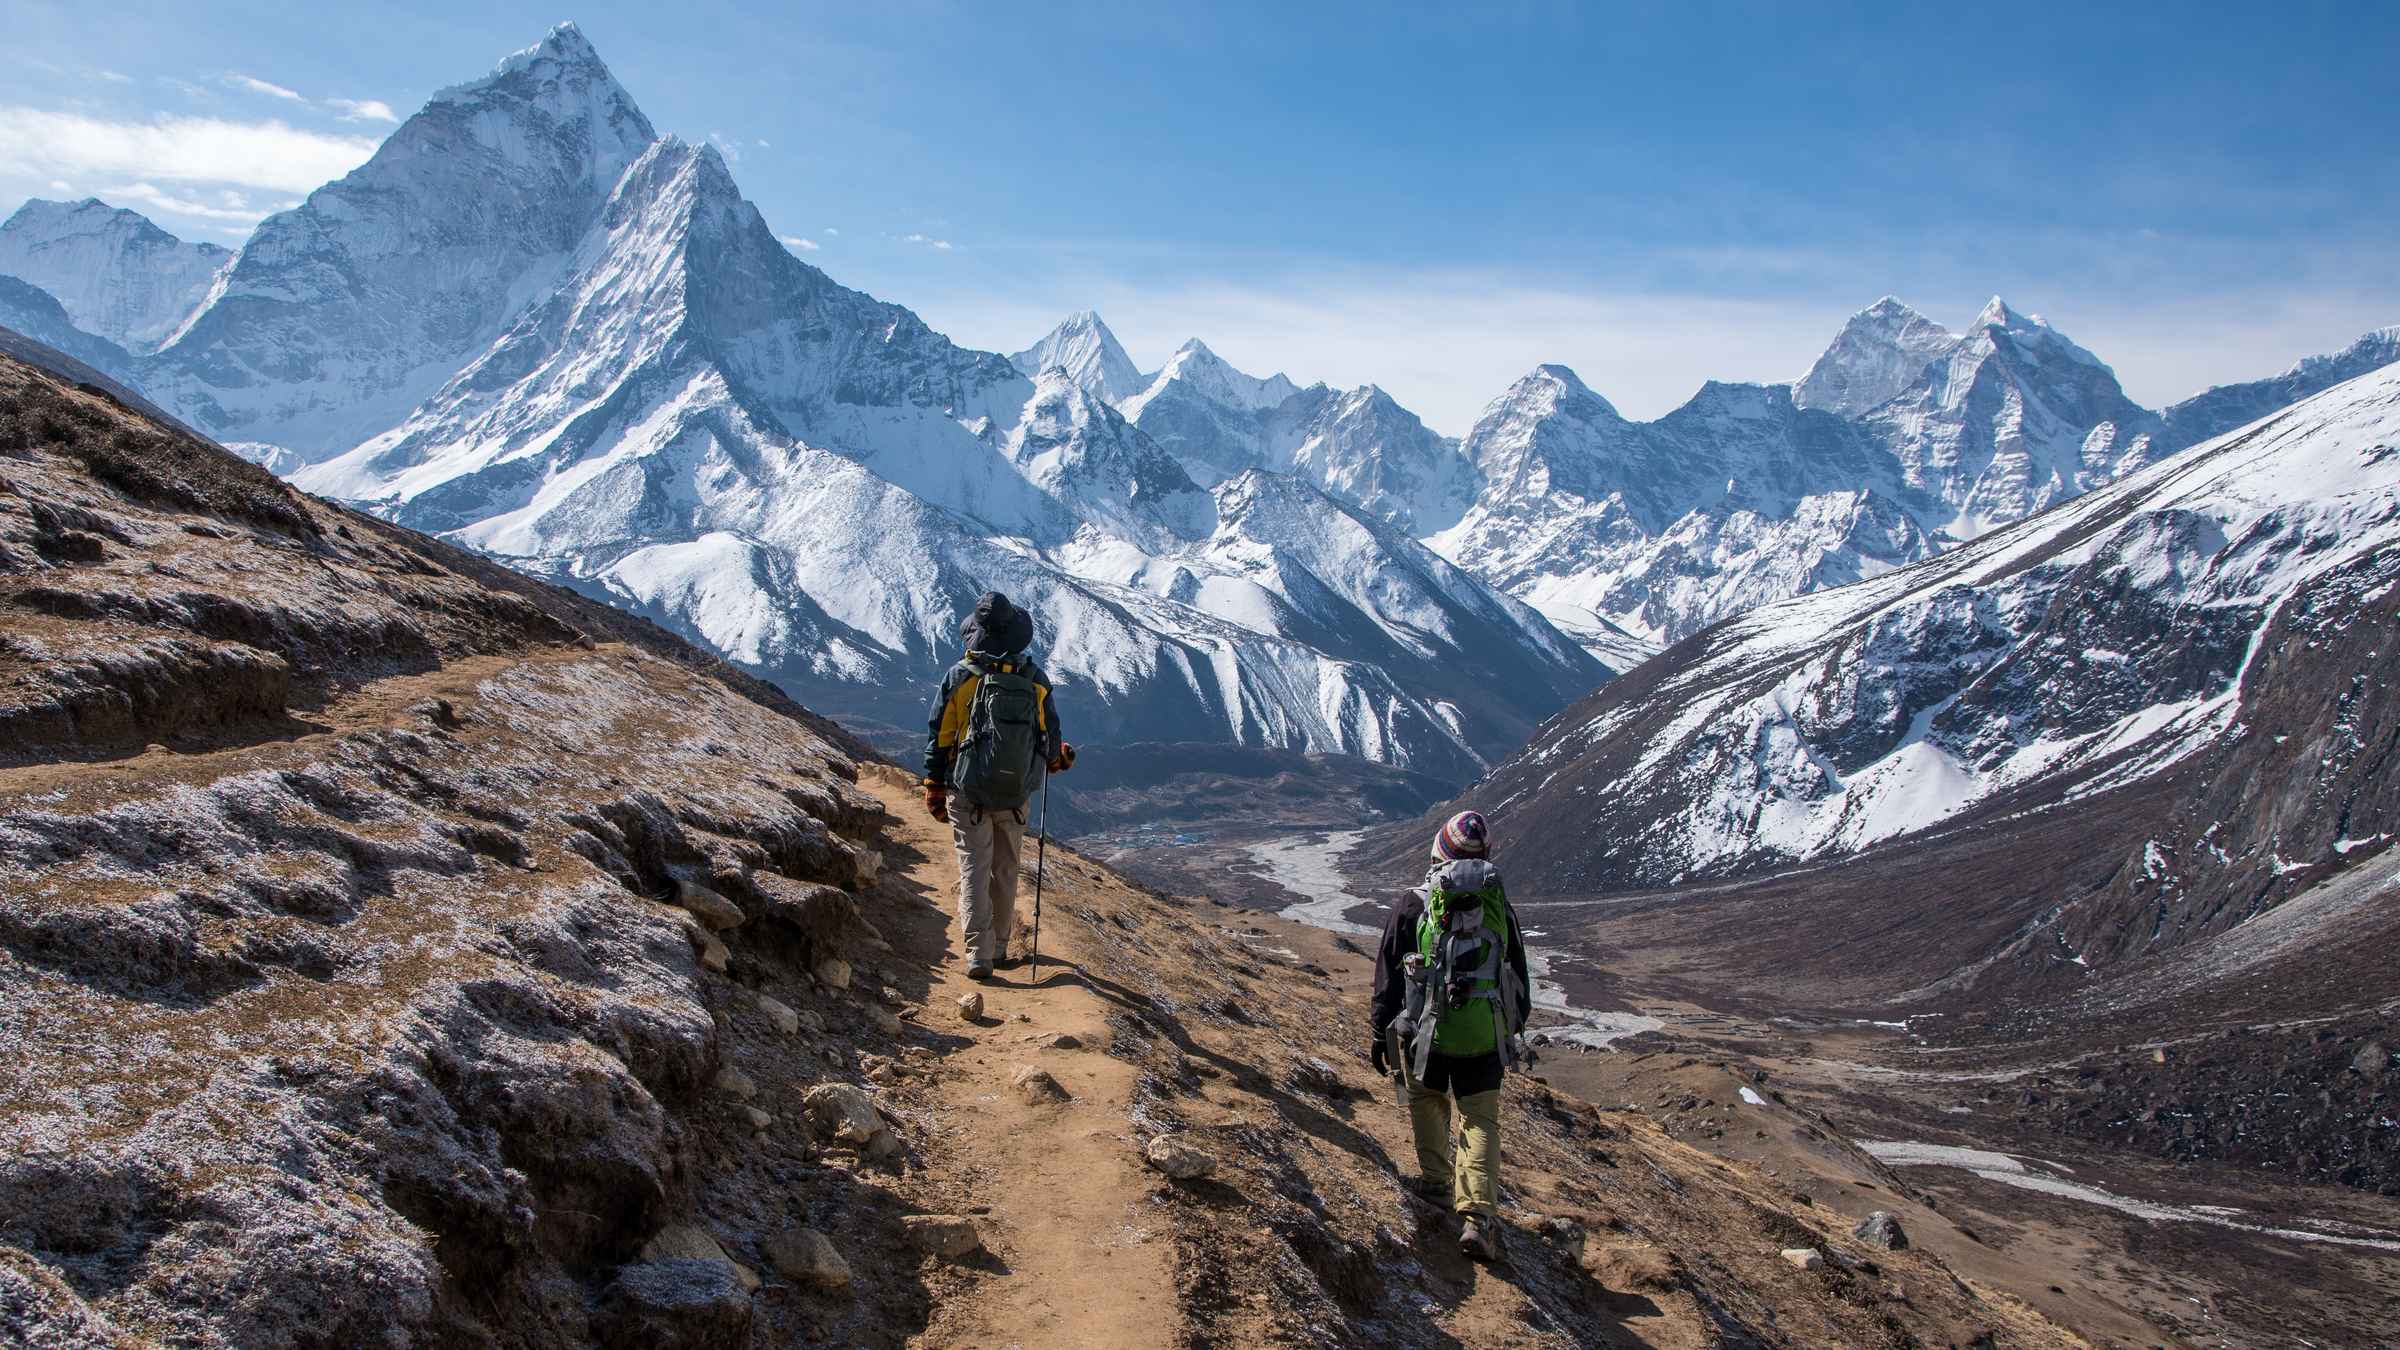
[923,652,1064,790]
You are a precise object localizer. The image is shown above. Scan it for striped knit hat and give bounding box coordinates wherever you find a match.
[1431,810,1490,861]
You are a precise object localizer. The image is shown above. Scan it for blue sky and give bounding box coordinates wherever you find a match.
[4,0,2395,428]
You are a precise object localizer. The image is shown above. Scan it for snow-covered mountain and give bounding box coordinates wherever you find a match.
[1117,339,1303,485]
[138,30,1600,781]
[0,198,230,352]
[1012,310,1147,404]
[1429,299,2400,662]
[145,24,657,461]
[1458,360,2400,942]
[0,276,136,381]
[1790,296,1958,417]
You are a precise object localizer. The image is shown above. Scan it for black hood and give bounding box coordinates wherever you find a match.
[961,591,1035,658]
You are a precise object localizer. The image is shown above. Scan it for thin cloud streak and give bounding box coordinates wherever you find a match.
[327,98,398,124]
[224,73,303,101]
[0,106,378,194]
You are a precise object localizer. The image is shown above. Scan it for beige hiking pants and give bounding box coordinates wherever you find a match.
[948,795,1025,965]
[1410,1084,1501,1218]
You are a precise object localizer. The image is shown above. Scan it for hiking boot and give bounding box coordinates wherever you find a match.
[1407,1177,1449,1208]
[966,961,993,982]
[1458,1217,1499,1263]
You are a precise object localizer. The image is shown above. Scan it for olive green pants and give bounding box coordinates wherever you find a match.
[1409,1084,1501,1217]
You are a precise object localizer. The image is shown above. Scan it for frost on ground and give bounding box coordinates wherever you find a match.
[0,357,900,1347]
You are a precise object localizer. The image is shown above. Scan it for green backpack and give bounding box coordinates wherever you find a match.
[950,659,1044,811]
[1396,859,1528,1075]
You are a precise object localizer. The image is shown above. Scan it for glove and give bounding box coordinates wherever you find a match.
[923,780,947,822]
[1370,1033,1391,1078]
[1047,741,1076,774]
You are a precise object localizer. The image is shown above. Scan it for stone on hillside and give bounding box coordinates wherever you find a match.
[596,1259,752,1348]
[766,1229,851,1293]
[714,1067,758,1101]
[1780,1247,1825,1271]
[741,1106,772,1131]
[795,1008,827,1036]
[756,994,801,1035]
[1144,1133,1214,1180]
[865,1126,901,1161]
[673,875,746,931]
[640,1224,732,1267]
[1043,1032,1081,1050]
[683,920,730,974]
[803,1083,884,1145]
[1011,1064,1069,1103]
[1852,1211,1909,1250]
[816,957,851,990]
[956,991,984,1021]
[900,1214,983,1259]
[852,848,883,885]
[729,1261,761,1294]
[2353,1040,2391,1078]
[867,1005,904,1037]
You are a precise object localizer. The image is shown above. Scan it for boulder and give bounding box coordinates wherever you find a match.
[673,876,747,931]
[2353,1040,2391,1078]
[1042,1032,1082,1051]
[1011,1064,1069,1103]
[595,1259,752,1348]
[1852,1211,1909,1250]
[1143,1134,1214,1181]
[816,957,852,990]
[766,1229,852,1293]
[956,991,984,1021]
[683,920,730,974]
[1780,1247,1825,1271]
[640,1224,732,1267]
[803,1083,884,1145]
[867,1005,904,1037]
[756,995,801,1035]
[740,1106,772,1131]
[714,1067,758,1102]
[901,1214,983,1260]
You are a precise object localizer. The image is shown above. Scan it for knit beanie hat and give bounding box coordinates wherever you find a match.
[1432,810,1490,861]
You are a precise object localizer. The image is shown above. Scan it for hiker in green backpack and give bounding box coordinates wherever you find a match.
[923,592,1073,981]
[1368,809,1532,1263]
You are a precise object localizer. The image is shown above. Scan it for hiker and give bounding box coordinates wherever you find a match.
[922,591,1073,981]
[1368,809,1532,1262]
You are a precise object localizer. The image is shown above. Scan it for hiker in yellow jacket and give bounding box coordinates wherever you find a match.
[922,592,1072,981]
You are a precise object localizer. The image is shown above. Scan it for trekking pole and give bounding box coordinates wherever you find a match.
[1028,769,1049,983]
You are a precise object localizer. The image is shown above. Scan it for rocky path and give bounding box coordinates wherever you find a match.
[859,767,1175,1349]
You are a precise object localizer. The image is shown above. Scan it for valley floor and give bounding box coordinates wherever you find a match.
[1165,830,2400,1349]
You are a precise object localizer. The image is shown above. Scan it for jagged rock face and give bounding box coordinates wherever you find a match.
[1118,339,1301,485]
[1446,361,2400,977]
[0,198,230,352]
[0,278,136,383]
[1791,296,1957,416]
[0,354,888,1347]
[1431,367,1932,663]
[1271,383,1478,536]
[1865,298,2161,536]
[145,23,657,459]
[1011,310,1146,404]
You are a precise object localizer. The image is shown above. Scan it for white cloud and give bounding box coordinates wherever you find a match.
[102,181,270,224]
[225,73,303,102]
[327,98,397,124]
[97,70,131,85]
[0,107,378,193]
[161,77,211,100]
[46,179,71,192]
[781,236,820,251]
[902,232,954,251]
[755,138,769,149]
[708,131,741,163]
[823,226,838,236]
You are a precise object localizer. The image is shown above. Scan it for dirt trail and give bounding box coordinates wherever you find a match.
[861,766,1174,1349]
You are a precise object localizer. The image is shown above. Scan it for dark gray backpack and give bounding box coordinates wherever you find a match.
[952,661,1043,810]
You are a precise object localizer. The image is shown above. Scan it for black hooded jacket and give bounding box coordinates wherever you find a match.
[922,592,1065,789]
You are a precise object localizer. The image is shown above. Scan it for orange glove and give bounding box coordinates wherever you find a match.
[923,780,947,822]
[1047,742,1076,774]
